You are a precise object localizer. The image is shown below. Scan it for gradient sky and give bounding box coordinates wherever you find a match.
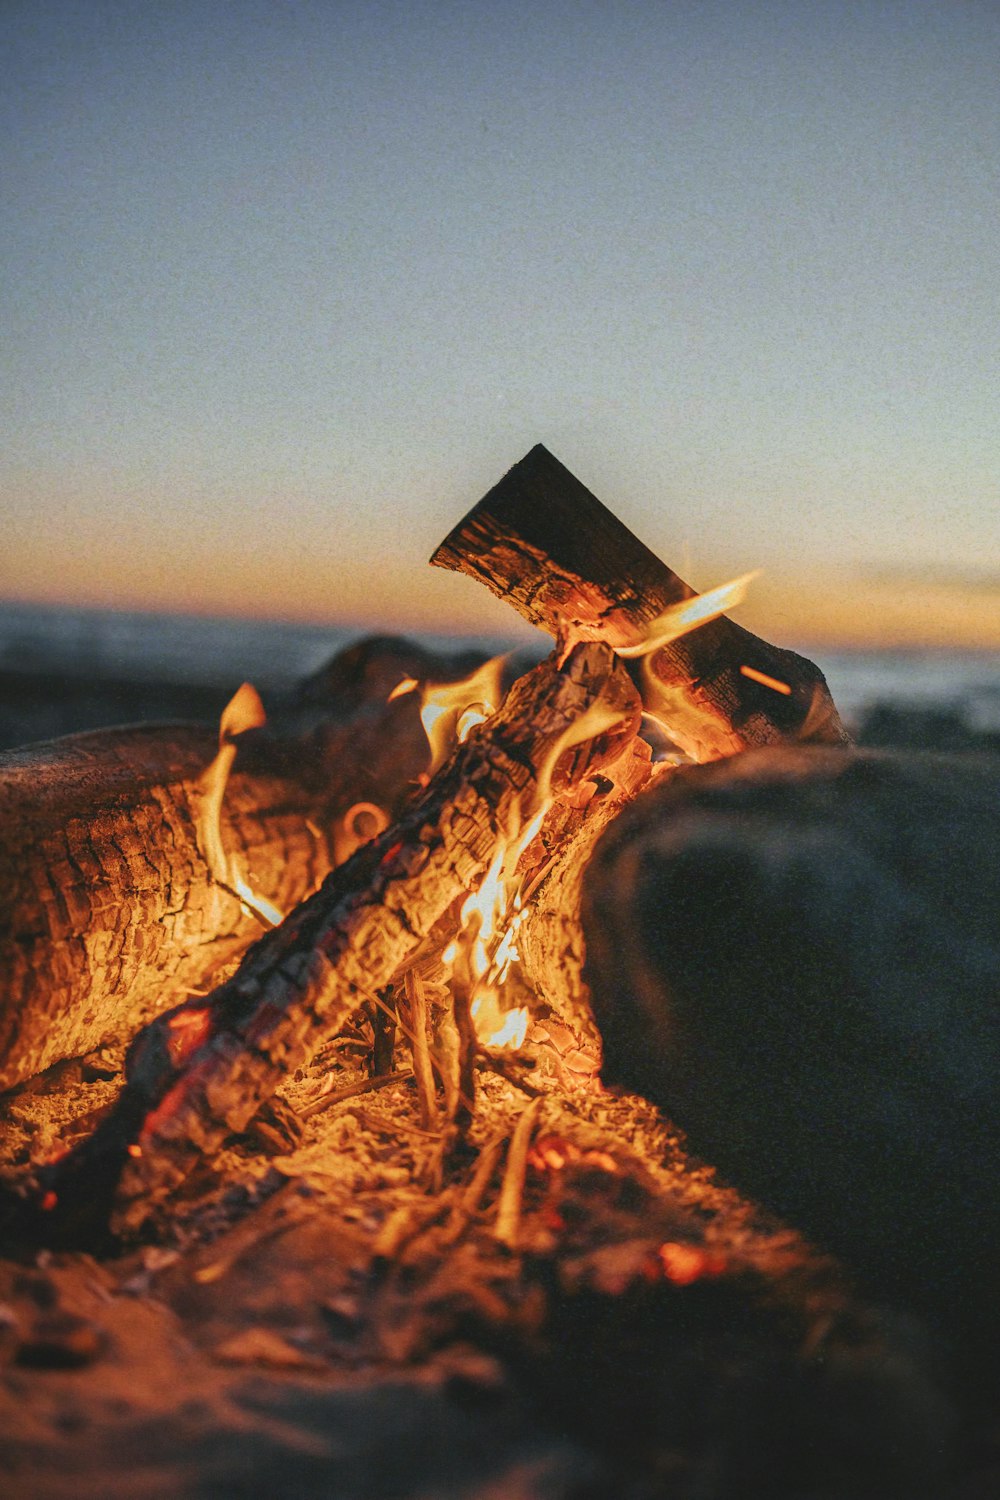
[3,0,998,649]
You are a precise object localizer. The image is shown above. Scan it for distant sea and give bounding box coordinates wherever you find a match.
[0,601,517,691]
[1,600,998,738]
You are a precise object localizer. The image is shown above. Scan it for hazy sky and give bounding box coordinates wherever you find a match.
[3,0,998,648]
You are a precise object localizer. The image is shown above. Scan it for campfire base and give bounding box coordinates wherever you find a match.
[0,1037,976,1500]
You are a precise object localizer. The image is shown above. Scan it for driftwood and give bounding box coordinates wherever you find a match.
[582,745,1000,1326]
[432,444,849,761]
[0,636,485,1093]
[29,643,636,1242]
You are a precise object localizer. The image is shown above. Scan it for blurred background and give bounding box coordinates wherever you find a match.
[2,0,998,751]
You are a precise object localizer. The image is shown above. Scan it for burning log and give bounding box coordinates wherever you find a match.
[0,636,486,1094]
[28,643,637,1242]
[582,745,1000,1327]
[432,443,849,761]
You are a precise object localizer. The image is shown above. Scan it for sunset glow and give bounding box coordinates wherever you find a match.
[2,3,997,653]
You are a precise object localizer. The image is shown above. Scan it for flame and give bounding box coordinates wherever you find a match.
[739,664,792,696]
[444,798,549,1051]
[197,683,283,927]
[533,700,629,809]
[387,676,419,701]
[471,993,529,1049]
[444,677,629,1053]
[419,655,507,773]
[614,572,759,659]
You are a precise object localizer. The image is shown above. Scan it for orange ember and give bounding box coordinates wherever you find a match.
[657,1241,728,1285]
[739,664,792,696]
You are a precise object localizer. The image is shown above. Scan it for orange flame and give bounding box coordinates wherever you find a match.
[533,700,630,809]
[443,797,548,1050]
[614,572,759,659]
[197,683,283,927]
[420,655,507,773]
[387,676,419,701]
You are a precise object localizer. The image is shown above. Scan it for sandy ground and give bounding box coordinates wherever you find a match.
[2,1041,987,1500]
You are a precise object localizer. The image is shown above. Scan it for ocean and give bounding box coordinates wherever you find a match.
[1,600,998,743]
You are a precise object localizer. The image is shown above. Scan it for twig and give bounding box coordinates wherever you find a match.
[298,1068,413,1119]
[404,969,438,1130]
[371,987,397,1076]
[448,959,478,1135]
[372,1197,448,1262]
[476,1050,543,1098]
[439,1130,509,1247]
[349,1105,441,1140]
[494,1097,542,1250]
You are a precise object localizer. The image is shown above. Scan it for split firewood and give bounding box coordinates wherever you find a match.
[432,444,849,761]
[0,636,486,1094]
[24,643,636,1244]
[582,745,1000,1328]
[516,736,654,1081]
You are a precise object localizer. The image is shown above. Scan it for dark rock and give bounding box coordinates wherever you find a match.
[583,746,1000,1331]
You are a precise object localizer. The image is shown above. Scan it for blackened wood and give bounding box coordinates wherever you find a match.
[34,644,633,1241]
[431,444,848,761]
[0,636,483,1094]
[582,746,1000,1326]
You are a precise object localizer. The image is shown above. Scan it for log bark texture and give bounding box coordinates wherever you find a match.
[0,636,483,1092]
[517,737,653,1084]
[582,745,1000,1325]
[431,444,849,761]
[35,644,634,1240]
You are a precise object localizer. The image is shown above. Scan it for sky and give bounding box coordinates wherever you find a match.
[2,0,998,650]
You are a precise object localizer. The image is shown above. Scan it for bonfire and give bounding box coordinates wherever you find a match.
[1,446,997,1500]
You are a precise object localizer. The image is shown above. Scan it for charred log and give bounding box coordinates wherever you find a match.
[30,643,635,1242]
[582,745,1000,1327]
[0,636,485,1094]
[431,444,849,761]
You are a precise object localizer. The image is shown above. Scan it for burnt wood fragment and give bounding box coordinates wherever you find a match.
[0,636,483,1093]
[31,644,636,1241]
[431,444,848,761]
[582,746,1000,1326]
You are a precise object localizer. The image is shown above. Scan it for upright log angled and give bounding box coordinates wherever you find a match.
[432,444,849,761]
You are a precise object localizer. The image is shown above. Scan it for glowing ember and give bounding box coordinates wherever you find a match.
[739,664,792,695]
[197,684,284,928]
[165,1006,213,1066]
[614,572,758,659]
[419,656,507,773]
[528,1135,620,1176]
[657,1241,727,1285]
